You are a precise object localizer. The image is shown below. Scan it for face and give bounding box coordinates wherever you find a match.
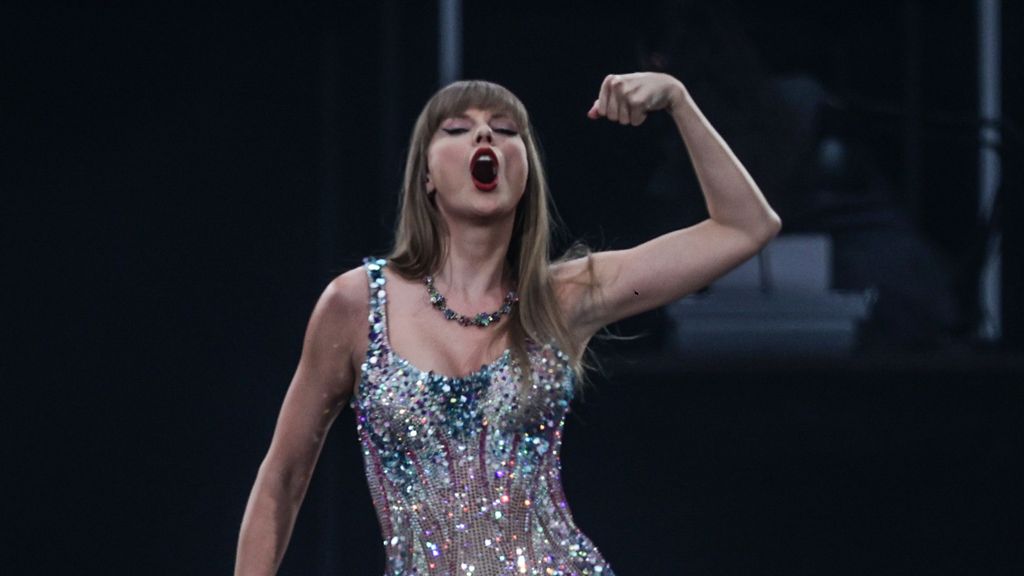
[425,107,528,223]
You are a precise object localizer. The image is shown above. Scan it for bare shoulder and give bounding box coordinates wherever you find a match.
[299,266,370,386]
[313,266,370,344]
[322,266,371,319]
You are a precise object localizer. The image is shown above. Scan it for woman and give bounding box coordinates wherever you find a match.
[235,72,781,575]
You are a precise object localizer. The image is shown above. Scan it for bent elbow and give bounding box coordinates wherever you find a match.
[755,213,783,245]
[768,213,783,237]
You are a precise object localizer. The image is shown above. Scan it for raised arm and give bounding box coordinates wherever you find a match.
[557,72,782,339]
[234,268,366,575]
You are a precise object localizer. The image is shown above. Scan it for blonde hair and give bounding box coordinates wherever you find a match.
[387,79,605,397]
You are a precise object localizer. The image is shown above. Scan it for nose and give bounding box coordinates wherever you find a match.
[474,125,493,144]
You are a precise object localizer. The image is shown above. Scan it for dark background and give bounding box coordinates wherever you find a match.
[6,1,1023,574]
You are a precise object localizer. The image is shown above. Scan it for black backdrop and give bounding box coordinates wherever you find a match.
[7,1,1023,574]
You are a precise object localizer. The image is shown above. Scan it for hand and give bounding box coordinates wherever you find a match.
[586,72,688,126]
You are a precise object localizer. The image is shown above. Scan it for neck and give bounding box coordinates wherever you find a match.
[435,216,516,304]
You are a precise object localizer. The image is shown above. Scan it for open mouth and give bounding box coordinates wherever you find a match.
[470,147,499,191]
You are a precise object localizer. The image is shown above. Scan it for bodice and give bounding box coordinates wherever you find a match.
[349,257,616,576]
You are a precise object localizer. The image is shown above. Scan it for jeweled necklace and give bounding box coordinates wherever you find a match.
[424,275,519,327]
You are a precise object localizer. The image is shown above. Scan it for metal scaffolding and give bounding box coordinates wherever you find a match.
[977,0,1003,341]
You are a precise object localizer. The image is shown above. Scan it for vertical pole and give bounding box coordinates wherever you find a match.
[977,0,1002,341]
[439,0,462,86]
[903,0,923,221]
[380,0,401,238]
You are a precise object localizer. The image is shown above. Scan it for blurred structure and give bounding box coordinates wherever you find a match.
[669,234,876,359]
[624,0,959,355]
[975,0,1003,343]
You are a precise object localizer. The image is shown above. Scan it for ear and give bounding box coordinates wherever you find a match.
[424,171,434,193]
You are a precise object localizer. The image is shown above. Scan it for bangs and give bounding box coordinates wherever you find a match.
[425,80,529,134]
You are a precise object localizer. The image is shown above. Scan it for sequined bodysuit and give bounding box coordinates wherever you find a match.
[350,257,617,576]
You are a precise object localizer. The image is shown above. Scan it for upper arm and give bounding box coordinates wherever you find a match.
[555,218,781,337]
[259,268,367,502]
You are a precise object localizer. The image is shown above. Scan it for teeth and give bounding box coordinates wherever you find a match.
[472,152,498,185]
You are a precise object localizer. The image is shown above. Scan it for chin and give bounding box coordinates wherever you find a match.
[466,193,518,221]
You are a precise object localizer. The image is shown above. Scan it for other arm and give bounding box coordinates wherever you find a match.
[561,73,782,338]
[234,269,366,575]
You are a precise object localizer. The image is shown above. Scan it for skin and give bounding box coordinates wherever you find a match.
[427,109,528,227]
[235,72,782,575]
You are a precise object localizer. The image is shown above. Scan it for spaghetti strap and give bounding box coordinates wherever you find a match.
[361,256,389,359]
[349,253,611,575]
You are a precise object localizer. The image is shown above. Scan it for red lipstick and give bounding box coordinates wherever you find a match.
[470,147,499,191]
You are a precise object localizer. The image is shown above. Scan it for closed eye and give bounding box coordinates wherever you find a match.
[441,127,519,136]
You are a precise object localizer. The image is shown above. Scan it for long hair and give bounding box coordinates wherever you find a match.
[387,80,602,397]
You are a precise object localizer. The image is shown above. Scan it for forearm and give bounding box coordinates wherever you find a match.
[668,88,782,239]
[235,474,303,576]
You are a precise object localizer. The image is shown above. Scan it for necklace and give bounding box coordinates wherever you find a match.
[424,275,519,327]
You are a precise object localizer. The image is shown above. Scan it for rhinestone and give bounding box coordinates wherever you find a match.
[353,256,613,574]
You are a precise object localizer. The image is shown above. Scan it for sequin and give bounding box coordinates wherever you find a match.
[351,257,617,576]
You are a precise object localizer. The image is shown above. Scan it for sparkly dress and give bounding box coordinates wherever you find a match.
[350,257,617,576]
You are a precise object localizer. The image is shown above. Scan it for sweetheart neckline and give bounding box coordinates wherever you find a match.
[376,264,515,381]
[385,346,513,382]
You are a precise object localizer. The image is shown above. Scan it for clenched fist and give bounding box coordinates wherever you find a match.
[586,72,688,126]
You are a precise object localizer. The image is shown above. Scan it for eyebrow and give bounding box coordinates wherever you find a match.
[450,112,514,121]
